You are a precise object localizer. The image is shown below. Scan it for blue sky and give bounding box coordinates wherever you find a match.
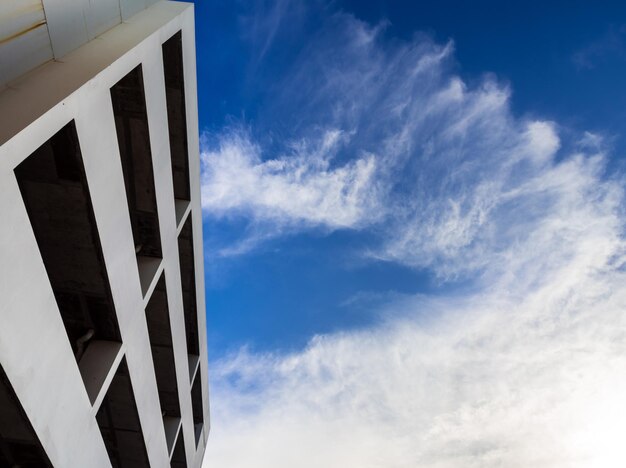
[196,0,626,354]
[190,1,626,466]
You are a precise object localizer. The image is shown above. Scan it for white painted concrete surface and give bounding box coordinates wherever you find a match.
[0,2,209,467]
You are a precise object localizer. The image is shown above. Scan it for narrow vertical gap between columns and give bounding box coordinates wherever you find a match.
[110,65,163,298]
[191,373,204,447]
[144,272,184,456]
[96,358,150,468]
[177,215,200,375]
[162,30,191,203]
[171,430,187,467]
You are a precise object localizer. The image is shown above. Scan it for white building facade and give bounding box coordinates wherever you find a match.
[0,2,209,467]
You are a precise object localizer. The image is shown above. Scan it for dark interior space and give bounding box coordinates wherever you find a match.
[96,359,150,468]
[190,373,203,447]
[162,31,191,202]
[0,365,52,467]
[111,65,162,259]
[145,274,181,418]
[178,216,199,357]
[14,121,121,362]
[170,431,187,468]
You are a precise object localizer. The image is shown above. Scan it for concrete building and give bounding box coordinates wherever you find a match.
[0,1,209,467]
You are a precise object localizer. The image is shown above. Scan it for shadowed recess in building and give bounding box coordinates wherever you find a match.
[111,65,162,260]
[178,216,200,360]
[171,431,187,468]
[14,121,121,365]
[191,369,204,447]
[163,30,191,203]
[96,358,150,468]
[144,273,186,458]
[0,364,52,467]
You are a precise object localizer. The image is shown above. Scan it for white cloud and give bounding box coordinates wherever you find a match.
[206,238,626,467]
[201,9,626,468]
[201,127,380,251]
[199,16,591,272]
[206,168,626,465]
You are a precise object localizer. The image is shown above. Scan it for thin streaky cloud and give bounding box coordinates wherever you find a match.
[200,126,380,248]
[571,24,626,70]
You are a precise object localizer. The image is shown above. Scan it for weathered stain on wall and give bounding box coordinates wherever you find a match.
[0,0,53,87]
[0,0,161,89]
[0,0,48,44]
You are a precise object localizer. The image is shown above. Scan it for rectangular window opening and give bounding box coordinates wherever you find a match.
[96,358,150,468]
[170,431,187,468]
[111,65,163,261]
[191,373,204,447]
[178,216,200,360]
[162,31,191,202]
[144,273,183,454]
[0,365,52,467]
[14,121,122,367]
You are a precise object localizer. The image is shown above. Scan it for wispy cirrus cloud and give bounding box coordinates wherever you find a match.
[208,260,626,467]
[572,25,626,70]
[200,14,620,278]
[202,9,626,468]
[241,0,304,64]
[200,127,379,254]
[206,135,626,465]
